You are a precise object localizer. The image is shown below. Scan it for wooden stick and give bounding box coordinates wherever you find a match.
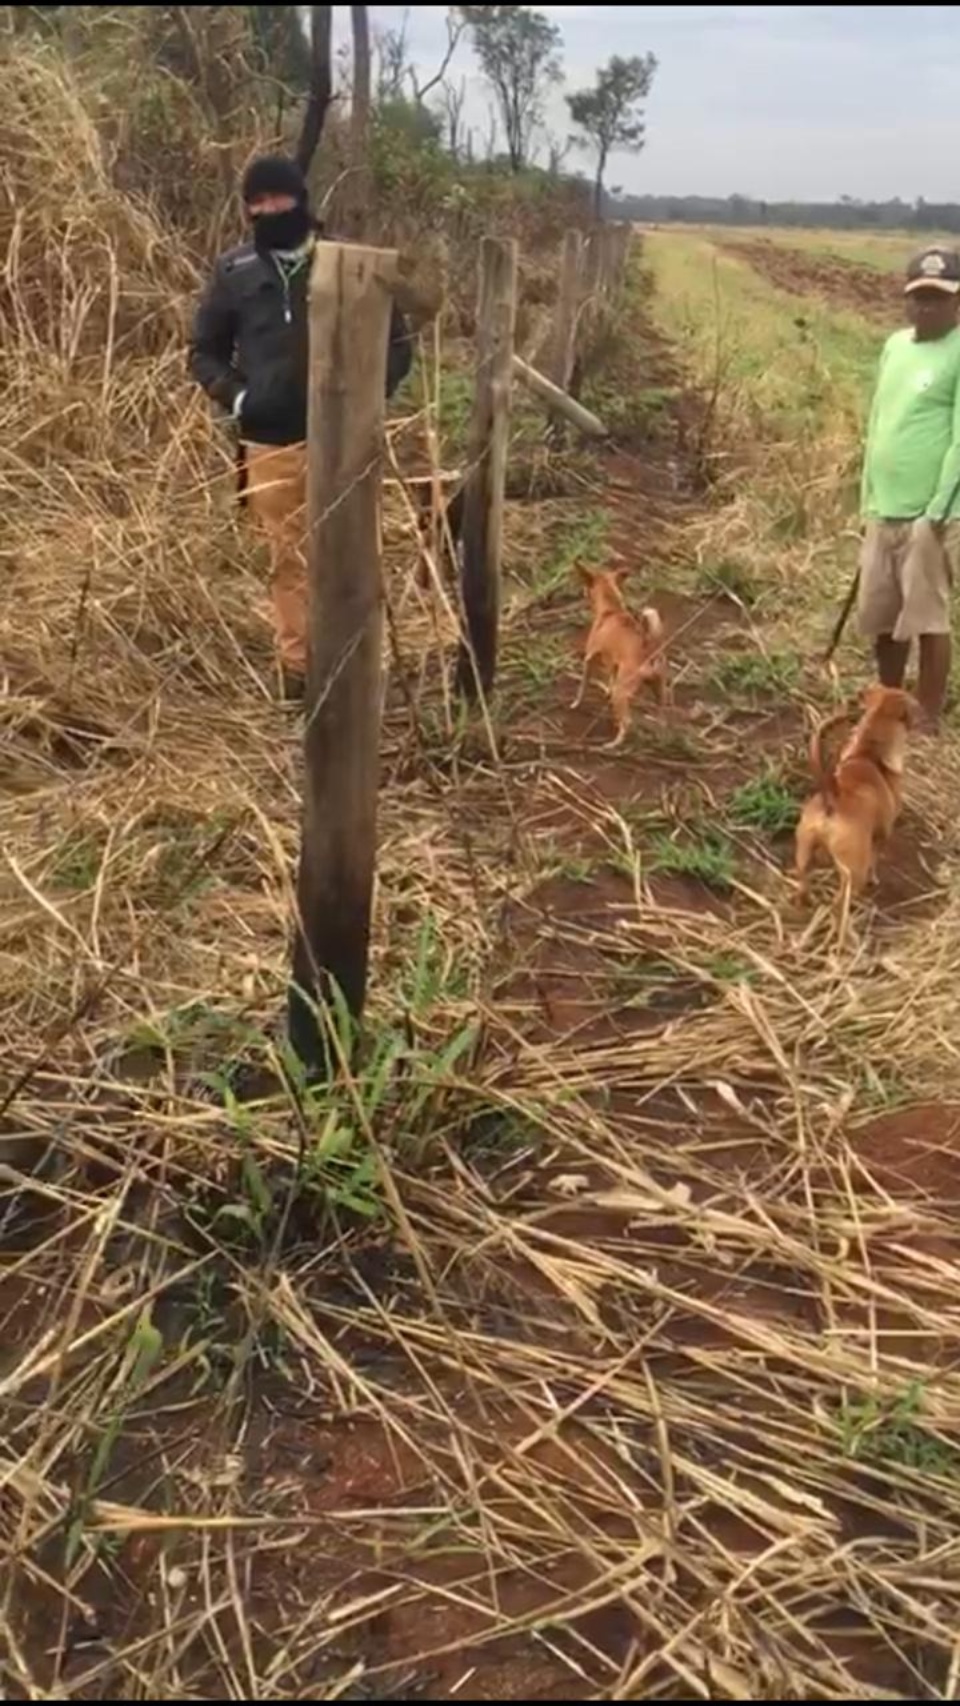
[456,236,517,702]
[511,353,606,438]
[552,228,583,394]
[288,240,398,1070]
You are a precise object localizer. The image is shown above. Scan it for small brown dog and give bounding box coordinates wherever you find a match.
[572,566,666,748]
[794,685,915,906]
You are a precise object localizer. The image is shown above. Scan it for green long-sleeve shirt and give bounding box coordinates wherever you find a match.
[861,325,960,522]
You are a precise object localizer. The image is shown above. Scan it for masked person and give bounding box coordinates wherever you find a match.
[189,156,413,698]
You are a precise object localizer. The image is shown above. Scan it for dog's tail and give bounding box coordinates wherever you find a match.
[640,607,665,657]
[809,707,849,804]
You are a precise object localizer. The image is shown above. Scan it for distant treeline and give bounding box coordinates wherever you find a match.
[602,192,960,233]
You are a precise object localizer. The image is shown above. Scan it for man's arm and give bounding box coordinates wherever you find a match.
[189,264,243,413]
[925,352,960,527]
[859,342,888,519]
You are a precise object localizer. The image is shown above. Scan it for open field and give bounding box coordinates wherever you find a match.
[757,226,959,274]
[5,128,960,1705]
[643,225,959,332]
[647,225,956,275]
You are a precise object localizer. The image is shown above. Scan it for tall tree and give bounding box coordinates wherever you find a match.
[295,5,333,177]
[346,3,371,234]
[247,4,312,88]
[439,76,467,158]
[460,5,562,173]
[567,52,657,218]
[373,12,408,103]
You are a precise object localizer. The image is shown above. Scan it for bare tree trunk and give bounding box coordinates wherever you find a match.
[345,3,371,237]
[295,4,333,179]
[593,148,607,221]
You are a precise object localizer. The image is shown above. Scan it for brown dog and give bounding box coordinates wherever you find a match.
[572,567,666,748]
[794,685,915,906]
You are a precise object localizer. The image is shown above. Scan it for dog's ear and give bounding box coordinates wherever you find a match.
[610,565,630,582]
[576,564,595,588]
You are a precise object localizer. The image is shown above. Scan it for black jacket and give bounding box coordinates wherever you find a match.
[189,237,413,446]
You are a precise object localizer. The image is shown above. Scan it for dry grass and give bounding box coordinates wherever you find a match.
[5,37,960,1706]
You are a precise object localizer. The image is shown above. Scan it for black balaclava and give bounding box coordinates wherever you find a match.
[242,155,312,254]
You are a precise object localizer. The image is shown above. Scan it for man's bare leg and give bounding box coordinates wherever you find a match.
[875,634,910,687]
[917,632,951,730]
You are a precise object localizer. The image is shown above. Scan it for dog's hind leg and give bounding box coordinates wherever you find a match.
[571,640,603,710]
[793,819,818,903]
[604,683,632,749]
[570,654,593,710]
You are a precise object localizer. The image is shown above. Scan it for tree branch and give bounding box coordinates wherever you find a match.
[409,9,465,103]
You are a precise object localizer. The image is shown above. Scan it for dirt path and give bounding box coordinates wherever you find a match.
[719,235,900,322]
[6,280,960,1703]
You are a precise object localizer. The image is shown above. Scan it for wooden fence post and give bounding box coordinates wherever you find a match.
[582,229,602,314]
[601,225,620,297]
[614,223,632,292]
[607,226,622,295]
[456,235,517,702]
[551,227,583,394]
[287,239,398,1073]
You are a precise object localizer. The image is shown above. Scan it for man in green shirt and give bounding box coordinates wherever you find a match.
[859,246,960,729]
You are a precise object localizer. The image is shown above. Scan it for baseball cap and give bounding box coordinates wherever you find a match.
[904,247,960,295]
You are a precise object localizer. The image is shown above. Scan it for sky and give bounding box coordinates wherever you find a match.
[353,5,960,202]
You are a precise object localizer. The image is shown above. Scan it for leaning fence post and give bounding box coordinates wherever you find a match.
[287,239,398,1073]
[456,235,517,702]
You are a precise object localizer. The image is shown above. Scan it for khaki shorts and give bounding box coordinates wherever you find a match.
[857,518,955,642]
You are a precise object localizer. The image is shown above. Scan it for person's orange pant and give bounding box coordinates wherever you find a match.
[244,442,308,676]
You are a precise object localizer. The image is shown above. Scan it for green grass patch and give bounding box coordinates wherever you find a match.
[711,649,801,698]
[650,827,736,890]
[647,724,708,764]
[537,846,598,885]
[51,829,102,890]
[698,555,759,607]
[524,505,611,602]
[644,229,881,432]
[505,632,571,697]
[705,952,757,986]
[584,377,677,440]
[836,1384,959,1477]
[730,770,800,835]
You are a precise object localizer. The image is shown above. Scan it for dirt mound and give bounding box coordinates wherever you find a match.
[722,236,900,322]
